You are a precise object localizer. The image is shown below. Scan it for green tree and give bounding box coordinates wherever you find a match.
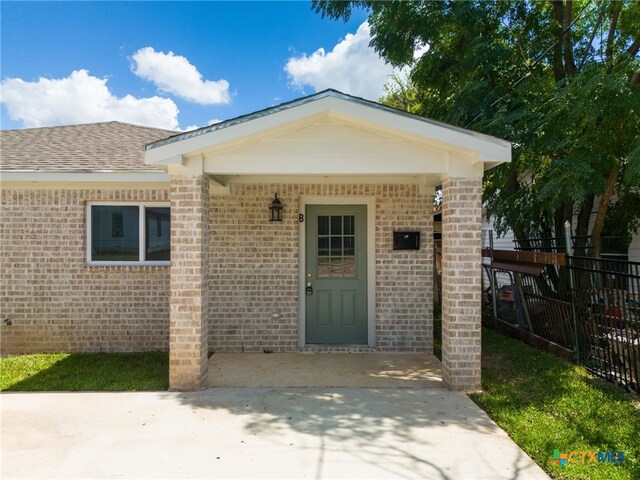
[314,0,640,257]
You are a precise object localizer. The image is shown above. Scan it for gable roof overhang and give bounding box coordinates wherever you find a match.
[145,90,511,184]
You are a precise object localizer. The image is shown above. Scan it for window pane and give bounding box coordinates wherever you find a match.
[318,236,329,257]
[343,257,356,277]
[344,236,355,256]
[112,213,123,237]
[343,215,354,235]
[145,207,170,261]
[318,257,331,277]
[92,206,139,261]
[331,258,344,276]
[330,216,342,235]
[331,236,342,256]
[318,216,329,235]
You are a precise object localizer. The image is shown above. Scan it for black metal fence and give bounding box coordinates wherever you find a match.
[570,256,639,392]
[482,256,640,394]
[513,235,629,259]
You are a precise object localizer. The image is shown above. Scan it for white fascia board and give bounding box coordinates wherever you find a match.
[324,98,512,164]
[145,94,512,166]
[143,152,184,165]
[0,171,170,183]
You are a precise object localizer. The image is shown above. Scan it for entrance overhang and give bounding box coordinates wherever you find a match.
[155,90,511,393]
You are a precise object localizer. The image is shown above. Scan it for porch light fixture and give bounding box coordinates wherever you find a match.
[269,193,283,222]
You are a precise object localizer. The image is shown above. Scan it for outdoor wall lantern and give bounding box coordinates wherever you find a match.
[269,193,283,222]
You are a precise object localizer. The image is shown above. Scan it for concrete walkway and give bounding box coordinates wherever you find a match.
[1,388,549,479]
[208,353,443,388]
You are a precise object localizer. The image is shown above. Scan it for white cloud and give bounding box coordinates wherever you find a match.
[0,69,179,129]
[285,23,430,101]
[285,22,396,101]
[131,47,230,105]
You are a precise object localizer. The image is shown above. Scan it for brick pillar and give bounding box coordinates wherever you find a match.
[441,178,482,392]
[169,175,209,390]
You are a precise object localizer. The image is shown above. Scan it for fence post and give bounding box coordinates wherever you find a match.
[491,270,499,320]
[514,272,534,332]
[565,221,580,363]
[487,230,500,318]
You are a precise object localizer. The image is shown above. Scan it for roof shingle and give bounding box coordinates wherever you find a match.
[0,121,176,172]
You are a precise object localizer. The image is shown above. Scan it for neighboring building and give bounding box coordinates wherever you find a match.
[0,90,511,391]
[481,215,640,262]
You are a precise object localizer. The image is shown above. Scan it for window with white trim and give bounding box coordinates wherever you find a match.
[87,203,170,265]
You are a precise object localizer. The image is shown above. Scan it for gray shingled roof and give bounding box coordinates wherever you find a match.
[1,121,177,172]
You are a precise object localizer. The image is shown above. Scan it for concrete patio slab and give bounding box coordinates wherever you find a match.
[208,353,443,388]
[1,388,548,479]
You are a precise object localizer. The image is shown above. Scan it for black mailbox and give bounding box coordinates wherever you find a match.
[393,231,420,250]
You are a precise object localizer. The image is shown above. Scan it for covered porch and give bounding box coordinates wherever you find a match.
[144,90,511,393]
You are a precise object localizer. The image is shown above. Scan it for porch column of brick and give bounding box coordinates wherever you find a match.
[169,174,209,390]
[441,177,482,392]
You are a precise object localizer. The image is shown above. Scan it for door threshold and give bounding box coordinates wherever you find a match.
[301,344,376,353]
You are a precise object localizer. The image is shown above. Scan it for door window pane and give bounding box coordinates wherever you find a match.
[317,214,356,278]
[318,257,331,277]
[331,216,342,235]
[343,216,354,235]
[331,258,344,276]
[318,236,329,256]
[344,236,355,256]
[331,236,342,256]
[343,256,356,276]
[91,206,139,261]
[145,207,170,261]
[318,216,329,235]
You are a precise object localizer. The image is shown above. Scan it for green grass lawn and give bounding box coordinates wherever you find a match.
[0,352,168,391]
[471,327,640,480]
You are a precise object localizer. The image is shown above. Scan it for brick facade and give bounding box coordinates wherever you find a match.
[441,178,483,392]
[1,183,433,358]
[209,183,433,353]
[0,188,170,354]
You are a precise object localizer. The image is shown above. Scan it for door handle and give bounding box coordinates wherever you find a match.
[306,282,313,295]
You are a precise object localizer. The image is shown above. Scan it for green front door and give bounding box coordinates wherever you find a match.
[305,205,367,344]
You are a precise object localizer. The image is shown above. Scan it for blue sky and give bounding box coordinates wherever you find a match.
[0,1,412,132]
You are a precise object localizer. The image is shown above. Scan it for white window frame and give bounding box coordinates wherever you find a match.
[86,202,171,266]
